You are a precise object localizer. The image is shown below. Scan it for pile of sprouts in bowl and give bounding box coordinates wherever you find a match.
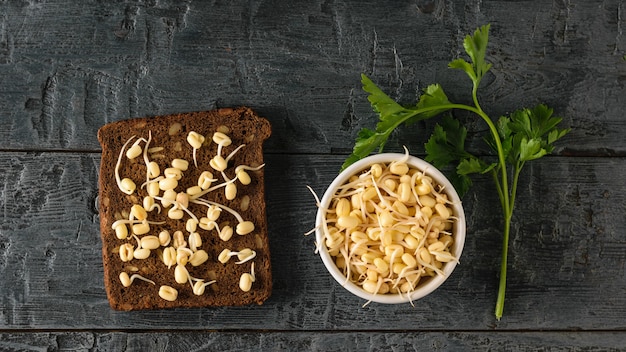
[312,150,466,305]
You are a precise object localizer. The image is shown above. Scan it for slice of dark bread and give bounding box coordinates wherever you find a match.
[97,107,272,310]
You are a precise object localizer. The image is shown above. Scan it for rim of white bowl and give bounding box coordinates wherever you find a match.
[315,153,466,304]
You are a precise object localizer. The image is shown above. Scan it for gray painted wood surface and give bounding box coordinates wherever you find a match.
[1,0,625,350]
[2,331,626,351]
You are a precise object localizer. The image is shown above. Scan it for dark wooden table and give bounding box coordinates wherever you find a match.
[1,0,625,350]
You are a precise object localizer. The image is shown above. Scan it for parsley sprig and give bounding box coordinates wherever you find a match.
[343,24,569,320]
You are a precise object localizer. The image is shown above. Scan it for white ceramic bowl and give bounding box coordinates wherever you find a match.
[315,153,466,304]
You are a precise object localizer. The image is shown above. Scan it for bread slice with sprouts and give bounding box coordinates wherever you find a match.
[97,107,272,310]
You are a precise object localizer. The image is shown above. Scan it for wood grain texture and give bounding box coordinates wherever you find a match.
[0,0,623,155]
[0,153,625,331]
[1,331,626,351]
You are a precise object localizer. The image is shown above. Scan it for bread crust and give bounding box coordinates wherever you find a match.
[97,107,272,310]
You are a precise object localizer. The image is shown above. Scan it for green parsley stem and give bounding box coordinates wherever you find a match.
[424,102,513,320]
[495,210,511,320]
[466,104,513,321]
[495,162,523,319]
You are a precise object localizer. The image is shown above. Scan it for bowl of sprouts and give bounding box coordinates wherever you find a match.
[314,151,466,305]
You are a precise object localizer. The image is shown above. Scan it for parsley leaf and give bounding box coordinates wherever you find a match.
[458,157,495,175]
[508,104,570,151]
[341,75,454,171]
[449,24,493,89]
[486,105,570,164]
[425,115,495,196]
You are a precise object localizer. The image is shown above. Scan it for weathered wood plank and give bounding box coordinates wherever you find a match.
[1,331,626,351]
[0,152,625,330]
[0,0,623,155]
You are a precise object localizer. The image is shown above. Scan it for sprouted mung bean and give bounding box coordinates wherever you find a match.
[119,272,156,287]
[239,262,256,292]
[158,285,178,301]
